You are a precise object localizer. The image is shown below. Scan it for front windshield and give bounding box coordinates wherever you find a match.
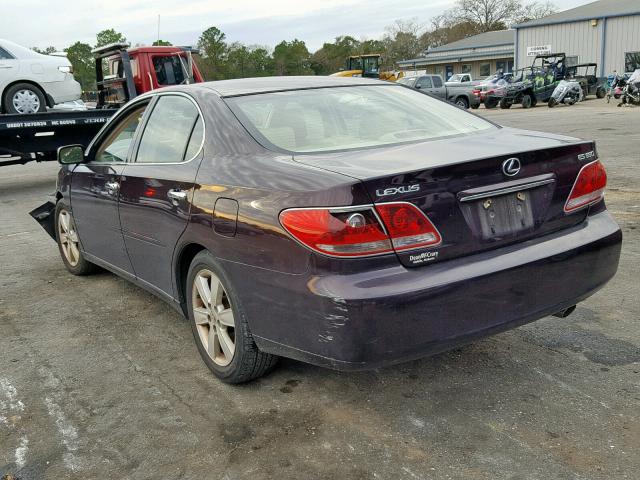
[226,84,495,153]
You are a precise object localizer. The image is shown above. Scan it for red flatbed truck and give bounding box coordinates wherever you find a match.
[0,43,203,166]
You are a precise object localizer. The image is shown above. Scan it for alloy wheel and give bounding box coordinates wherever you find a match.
[58,210,80,267]
[12,89,41,114]
[192,269,236,366]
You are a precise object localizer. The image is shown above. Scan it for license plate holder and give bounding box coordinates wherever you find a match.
[474,191,534,239]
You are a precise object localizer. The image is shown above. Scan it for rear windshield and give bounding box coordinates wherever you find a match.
[226,85,495,153]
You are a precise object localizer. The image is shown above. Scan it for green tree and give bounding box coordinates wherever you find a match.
[310,36,360,75]
[382,20,425,66]
[273,39,312,76]
[95,29,127,48]
[65,41,95,92]
[226,43,274,78]
[152,39,172,46]
[247,47,274,77]
[32,46,57,55]
[198,26,228,80]
[449,0,556,32]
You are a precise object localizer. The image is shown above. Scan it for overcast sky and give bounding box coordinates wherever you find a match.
[2,0,592,52]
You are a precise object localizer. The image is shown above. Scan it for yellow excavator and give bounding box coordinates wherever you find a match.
[331,54,403,81]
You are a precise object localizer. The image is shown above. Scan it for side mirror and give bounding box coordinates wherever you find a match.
[415,84,421,89]
[58,145,85,165]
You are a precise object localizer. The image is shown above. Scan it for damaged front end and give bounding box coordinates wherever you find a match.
[29,201,56,240]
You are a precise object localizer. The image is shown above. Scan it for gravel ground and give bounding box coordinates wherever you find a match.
[1,99,638,480]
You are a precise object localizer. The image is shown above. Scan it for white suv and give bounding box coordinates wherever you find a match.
[0,39,81,114]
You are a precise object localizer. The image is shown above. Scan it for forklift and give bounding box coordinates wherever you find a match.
[331,54,402,81]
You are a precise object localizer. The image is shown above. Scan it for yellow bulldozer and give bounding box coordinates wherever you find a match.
[330,54,403,81]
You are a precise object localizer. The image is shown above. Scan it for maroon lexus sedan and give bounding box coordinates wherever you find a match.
[32,76,621,383]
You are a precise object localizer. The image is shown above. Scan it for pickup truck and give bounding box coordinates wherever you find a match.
[0,43,203,166]
[397,73,481,109]
[447,73,474,83]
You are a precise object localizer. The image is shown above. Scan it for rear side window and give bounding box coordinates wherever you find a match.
[432,76,443,87]
[136,95,203,164]
[0,47,14,60]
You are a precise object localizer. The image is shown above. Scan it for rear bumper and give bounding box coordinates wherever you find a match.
[43,78,81,105]
[230,210,621,370]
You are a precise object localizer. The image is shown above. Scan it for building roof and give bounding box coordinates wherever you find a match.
[426,30,515,53]
[514,0,640,28]
[397,49,513,66]
[397,30,514,66]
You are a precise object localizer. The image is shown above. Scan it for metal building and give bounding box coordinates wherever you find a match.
[397,30,515,80]
[514,0,640,75]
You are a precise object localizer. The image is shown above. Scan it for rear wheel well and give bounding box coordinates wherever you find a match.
[1,80,49,112]
[176,243,207,313]
[454,95,469,106]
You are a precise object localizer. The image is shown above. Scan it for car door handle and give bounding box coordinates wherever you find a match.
[105,181,120,196]
[168,189,187,201]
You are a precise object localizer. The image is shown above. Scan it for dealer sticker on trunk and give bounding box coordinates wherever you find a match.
[409,251,439,264]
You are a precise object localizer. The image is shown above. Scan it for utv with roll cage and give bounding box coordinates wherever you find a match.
[496,53,567,109]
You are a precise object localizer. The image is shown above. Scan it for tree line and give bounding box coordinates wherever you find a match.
[32,0,555,91]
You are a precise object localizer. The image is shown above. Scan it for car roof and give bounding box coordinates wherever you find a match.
[194,76,388,97]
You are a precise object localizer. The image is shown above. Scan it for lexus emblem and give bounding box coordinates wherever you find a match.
[502,157,521,176]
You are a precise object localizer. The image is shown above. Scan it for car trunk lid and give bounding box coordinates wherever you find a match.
[294,127,597,267]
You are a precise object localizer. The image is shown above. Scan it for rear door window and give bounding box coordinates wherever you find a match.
[432,76,443,88]
[136,95,203,164]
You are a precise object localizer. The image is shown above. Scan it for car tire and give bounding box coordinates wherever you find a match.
[470,104,479,110]
[55,201,98,275]
[548,98,557,108]
[596,87,606,99]
[484,99,498,109]
[3,83,47,114]
[499,98,512,109]
[521,94,533,109]
[187,250,278,383]
[455,97,469,109]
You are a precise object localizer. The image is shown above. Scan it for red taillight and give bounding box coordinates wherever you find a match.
[279,202,441,258]
[279,207,392,257]
[375,202,442,251]
[564,160,607,213]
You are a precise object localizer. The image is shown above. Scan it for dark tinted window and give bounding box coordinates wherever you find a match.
[0,47,14,60]
[136,95,202,163]
[153,55,186,86]
[94,106,147,163]
[432,76,443,87]
[626,52,640,72]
